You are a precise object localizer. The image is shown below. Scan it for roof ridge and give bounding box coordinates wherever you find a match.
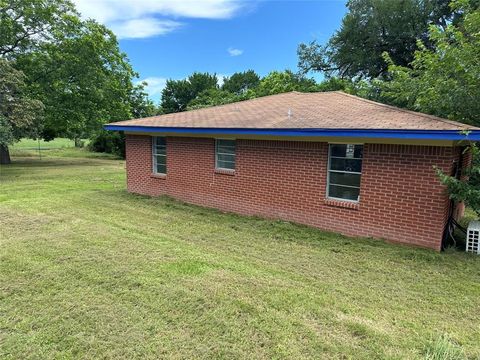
[333,91,475,130]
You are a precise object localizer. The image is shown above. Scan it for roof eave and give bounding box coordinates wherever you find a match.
[104,125,480,141]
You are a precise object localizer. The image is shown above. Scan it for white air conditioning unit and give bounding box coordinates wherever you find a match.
[466,221,480,254]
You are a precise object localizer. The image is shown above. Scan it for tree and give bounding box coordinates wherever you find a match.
[1,0,152,157]
[0,0,77,58]
[380,0,480,216]
[0,59,43,164]
[222,70,260,94]
[86,81,157,159]
[181,70,318,110]
[297,0,467,79]
[188,72,218,98]
[187,88,240,110]
[127,82,157,119]
[16,20,136,142]
[159,79,191,114]
[161,72,218,113]
[256,70,317,96]
[379,0,480,127]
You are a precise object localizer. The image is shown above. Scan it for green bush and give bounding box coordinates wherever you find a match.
[437,144,480,218]
[88,131,125,158]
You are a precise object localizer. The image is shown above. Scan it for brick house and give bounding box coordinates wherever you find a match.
[105,91,480,250]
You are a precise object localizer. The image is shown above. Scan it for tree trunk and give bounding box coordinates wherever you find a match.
[0,144,11,164]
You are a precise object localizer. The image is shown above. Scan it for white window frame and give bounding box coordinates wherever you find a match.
[215,138,236,171]
[152,136,167,175]
[326,143,363,203]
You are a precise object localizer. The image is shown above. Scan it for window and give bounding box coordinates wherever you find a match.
[152,137,166,174]
[215,139,235,170]
[327,144,363,202]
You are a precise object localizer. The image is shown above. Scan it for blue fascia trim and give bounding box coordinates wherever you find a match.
[103,125,480,141]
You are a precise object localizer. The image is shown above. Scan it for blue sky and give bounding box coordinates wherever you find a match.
[74,1,347,102]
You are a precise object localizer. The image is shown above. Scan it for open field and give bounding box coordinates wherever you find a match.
[11,138,77,150]
[1,150,479,359]
[9,138,118,160]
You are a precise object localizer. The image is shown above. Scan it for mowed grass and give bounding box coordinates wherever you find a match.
[11,138,76,150]
[1,150,479,359]
[10,138,117,159]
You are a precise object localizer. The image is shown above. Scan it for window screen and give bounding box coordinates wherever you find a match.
[215,139,235,170]
[327,144,363,202]
[153,137,166,174]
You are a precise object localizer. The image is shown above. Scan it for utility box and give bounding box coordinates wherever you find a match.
[466,221,480,254]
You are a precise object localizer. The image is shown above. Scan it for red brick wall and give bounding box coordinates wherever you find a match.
[126,135,458,250]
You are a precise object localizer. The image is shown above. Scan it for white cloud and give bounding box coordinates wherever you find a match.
[73,0,245,39]
[137,77,168,100]
[110,18,181,39]
[227,47,243,56]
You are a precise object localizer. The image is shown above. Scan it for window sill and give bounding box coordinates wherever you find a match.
[214,168,235,176]
[324,198,360,210]
[151,173,167,179]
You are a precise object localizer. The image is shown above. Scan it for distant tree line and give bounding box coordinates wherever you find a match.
[158,69,323,114]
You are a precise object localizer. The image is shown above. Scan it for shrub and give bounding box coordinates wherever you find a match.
[437,143,480,218]
[88,130,125,158]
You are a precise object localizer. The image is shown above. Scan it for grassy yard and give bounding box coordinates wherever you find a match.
[9,138,117,159]
[0,149,479,359]
[11,138,76,149]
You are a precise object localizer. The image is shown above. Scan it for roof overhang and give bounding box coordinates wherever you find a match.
[104,125,480,141]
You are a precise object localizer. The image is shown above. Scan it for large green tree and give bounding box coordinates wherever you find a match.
[17,20,137,141]
[221,70,260,95]
[0,0,77,58]
[159,69,319,113]
[87,81,156,159]
[380,1,480,126]
[129,82,157,119]
[256,70,317,96]
[0,59,43,163]
[160,72,218,113]
[0,0,74,162]
[297,0,468,79]
[187,88,241,110]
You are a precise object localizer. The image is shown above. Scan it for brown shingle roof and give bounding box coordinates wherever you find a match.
[107,91,478,131]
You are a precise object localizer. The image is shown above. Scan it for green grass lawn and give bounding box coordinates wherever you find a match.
[11,138,76,150]
[1,149,479,359]
[9,138,118,160]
